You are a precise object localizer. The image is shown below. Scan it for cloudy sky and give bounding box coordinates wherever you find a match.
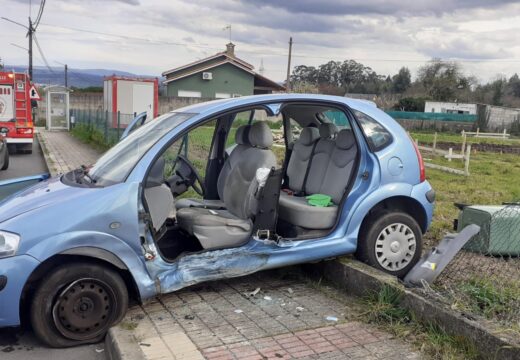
[2,0,520,83]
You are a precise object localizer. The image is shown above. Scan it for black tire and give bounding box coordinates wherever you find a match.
[356,211,422,278]
[1,148,8,170]
[30,262,128,348]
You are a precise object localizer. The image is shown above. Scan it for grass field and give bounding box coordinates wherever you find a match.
[410,130,520,147]
[418,144,520,245]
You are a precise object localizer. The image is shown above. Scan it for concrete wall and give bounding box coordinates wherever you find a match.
[425,101,477,115]
[486,105,520,130]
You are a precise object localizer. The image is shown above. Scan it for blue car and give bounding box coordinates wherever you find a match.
[0,94,434,347]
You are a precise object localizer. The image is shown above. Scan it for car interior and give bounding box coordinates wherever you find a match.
[143,102,360,262]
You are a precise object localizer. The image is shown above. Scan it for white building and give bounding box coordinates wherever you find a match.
[424,101,477,115]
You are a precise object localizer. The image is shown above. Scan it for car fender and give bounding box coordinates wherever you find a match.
[26,231,157,300]
[345,182,413,243]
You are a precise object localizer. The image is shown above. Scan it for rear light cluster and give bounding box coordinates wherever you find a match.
[16,127,33,135]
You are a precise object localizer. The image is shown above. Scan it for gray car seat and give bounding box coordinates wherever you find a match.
[285,126,320,193]
[279,124,357,229]
[175,125,250,209]
[176,122,277,250]
[144,157,175,231]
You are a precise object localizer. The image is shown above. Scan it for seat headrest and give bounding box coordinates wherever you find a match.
[235,125,250,145]
[298,127,320,146]
[146,157,165,187]
[336,129,355,150]
[319,123,338,139]
[248,122,273,149]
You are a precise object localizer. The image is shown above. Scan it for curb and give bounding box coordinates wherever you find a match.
[35,129,58,176]
[105,326,145,360]
[305,258,520,360]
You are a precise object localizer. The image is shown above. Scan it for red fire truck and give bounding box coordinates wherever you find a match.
[0,71,38,154]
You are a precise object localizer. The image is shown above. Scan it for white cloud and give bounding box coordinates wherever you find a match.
[1,0,520,82]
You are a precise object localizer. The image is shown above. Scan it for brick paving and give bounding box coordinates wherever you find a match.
[121,271,423,360]
[36,128,101,176]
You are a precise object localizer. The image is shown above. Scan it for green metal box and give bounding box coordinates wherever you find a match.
[457,205,520,256]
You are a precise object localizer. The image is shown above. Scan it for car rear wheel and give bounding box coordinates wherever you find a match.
[30,262,128,348]
[356,211,422,278]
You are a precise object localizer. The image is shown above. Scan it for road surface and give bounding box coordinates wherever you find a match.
[0,138,106,360]
[0,139,48,180]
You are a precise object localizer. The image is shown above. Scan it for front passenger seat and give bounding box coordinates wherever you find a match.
[176,122,277,250]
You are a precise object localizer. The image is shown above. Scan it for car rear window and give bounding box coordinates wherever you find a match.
[353,110,392,151]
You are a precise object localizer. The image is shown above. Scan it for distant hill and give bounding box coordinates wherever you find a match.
[3,65,159,88]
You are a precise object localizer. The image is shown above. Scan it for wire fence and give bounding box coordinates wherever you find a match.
[434,204,520,330]
[70,109,136,148]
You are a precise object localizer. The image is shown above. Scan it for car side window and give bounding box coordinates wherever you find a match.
[353,110,392,152]
[321,110,351,129]
[162,119,217,181]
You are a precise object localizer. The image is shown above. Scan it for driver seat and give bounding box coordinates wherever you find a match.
[176,122,277,250]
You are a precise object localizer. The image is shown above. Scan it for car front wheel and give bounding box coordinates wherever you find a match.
[30,262,128,348]
[356,211,422,278]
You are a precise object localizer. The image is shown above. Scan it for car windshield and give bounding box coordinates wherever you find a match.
[87,112,195,186]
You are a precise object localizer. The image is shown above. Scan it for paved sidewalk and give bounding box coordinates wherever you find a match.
[119,271,422,360]
[37,128,101,176]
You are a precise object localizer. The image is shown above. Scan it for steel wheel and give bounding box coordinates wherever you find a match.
[374,222,417,271]
[31,263,128,348]
[52,278,117,341]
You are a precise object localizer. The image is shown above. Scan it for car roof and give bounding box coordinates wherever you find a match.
[171,94,385,122]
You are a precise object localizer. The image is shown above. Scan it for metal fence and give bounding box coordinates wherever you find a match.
[386,111,477,122]
[70,109,135,147]
[433,205,520,330]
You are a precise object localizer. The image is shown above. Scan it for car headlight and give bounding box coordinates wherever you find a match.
[0,231,20,258]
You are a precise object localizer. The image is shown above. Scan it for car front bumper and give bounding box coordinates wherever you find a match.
[0,254,40,327]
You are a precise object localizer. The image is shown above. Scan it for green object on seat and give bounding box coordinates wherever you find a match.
[306,194,333,207]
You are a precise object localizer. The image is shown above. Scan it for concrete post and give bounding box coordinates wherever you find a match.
[448,148,453,162]
[461,132,466,155]
[433,132,437,155]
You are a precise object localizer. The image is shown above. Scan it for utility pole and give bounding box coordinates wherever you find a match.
[64,64,68,87]
[28,17,34,79]
[285,37,293,93]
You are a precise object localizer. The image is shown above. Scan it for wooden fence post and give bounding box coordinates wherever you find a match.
[461,132,466,155]
[448,148,453,162]
[433,132,437,155]
[464,144,471,176]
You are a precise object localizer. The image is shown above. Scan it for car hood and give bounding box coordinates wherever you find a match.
[0,176,90,224]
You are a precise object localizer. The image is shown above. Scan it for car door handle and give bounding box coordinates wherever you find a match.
[361,171,369,180]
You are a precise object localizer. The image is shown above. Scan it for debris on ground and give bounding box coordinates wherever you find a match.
[234,309,243,314]
[95,348,104,353]
[263,296,272,301]
[325,316,338,322]
[246,287,261,297]
[296,306,305,312]
[287,288,294,294]
[184,314,195,320]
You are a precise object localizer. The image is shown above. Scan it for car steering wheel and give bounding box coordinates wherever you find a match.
[174,154,206,196]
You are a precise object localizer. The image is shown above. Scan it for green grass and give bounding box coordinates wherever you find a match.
[363,285,480,360]
[421,150,520,245]
[70,124,113,152]
[456,278,520,321]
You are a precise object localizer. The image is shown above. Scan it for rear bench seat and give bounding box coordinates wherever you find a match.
[279,123,357,229]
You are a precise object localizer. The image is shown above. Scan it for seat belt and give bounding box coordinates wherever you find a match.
[301,140,319,196]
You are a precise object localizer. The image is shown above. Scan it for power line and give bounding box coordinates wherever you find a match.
[33,0,46,30]
[33,33,54,73]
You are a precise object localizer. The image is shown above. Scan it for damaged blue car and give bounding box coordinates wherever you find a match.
[0,94,434,347]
